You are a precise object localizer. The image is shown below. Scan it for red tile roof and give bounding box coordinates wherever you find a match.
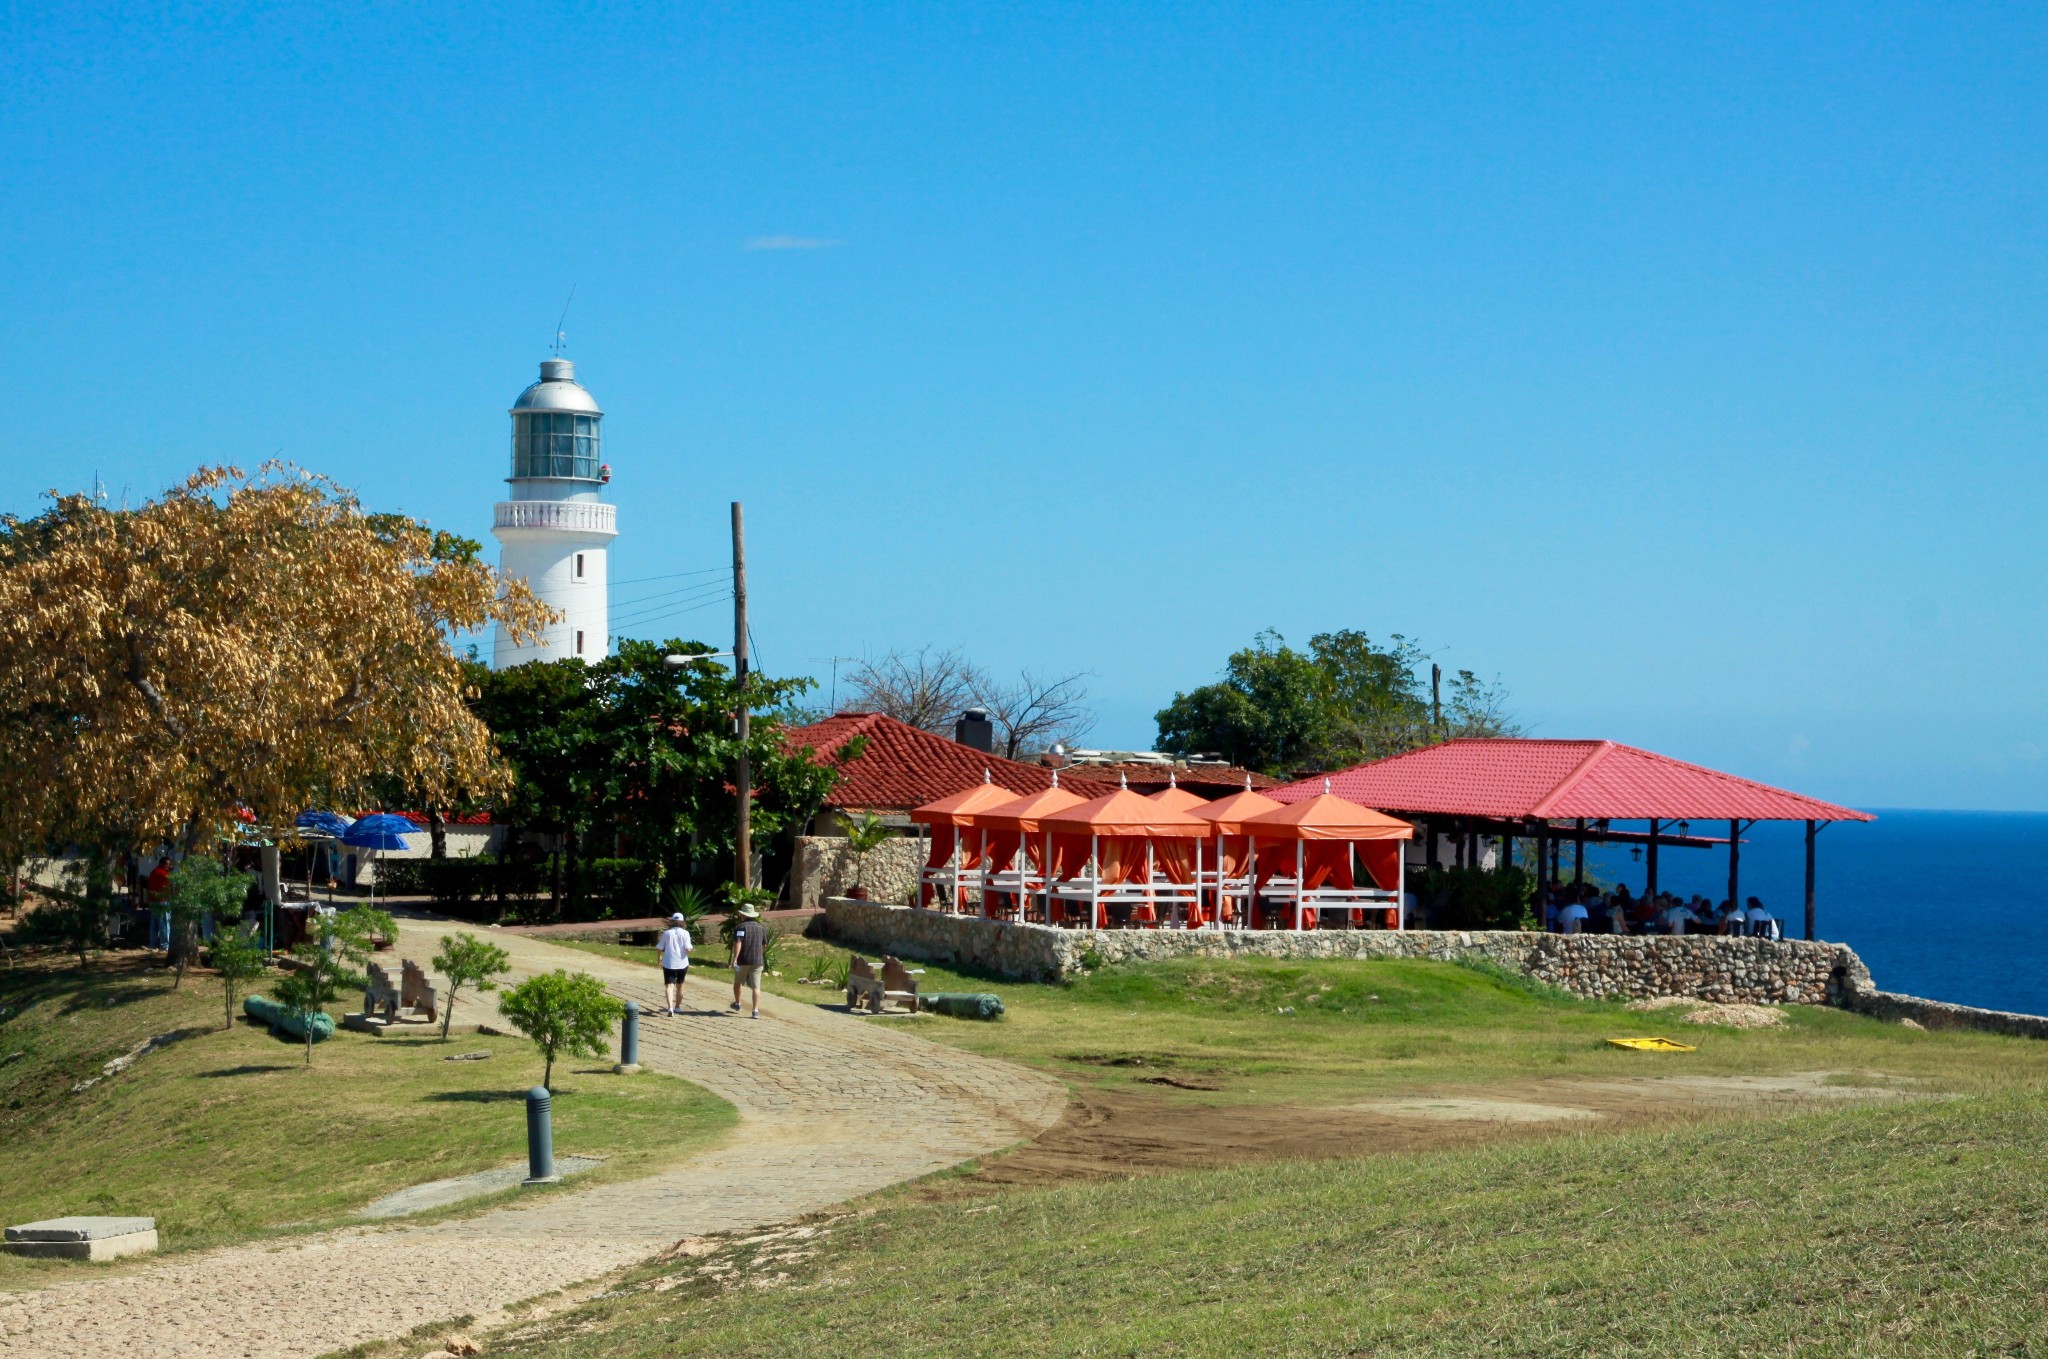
[786,712,1115,812]
[1068,761,1278,796]
[1272,738,1873,824]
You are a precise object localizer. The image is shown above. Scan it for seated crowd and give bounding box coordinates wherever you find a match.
[1541,884,1781,938]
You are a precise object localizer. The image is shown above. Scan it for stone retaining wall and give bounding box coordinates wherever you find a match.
[818,897,1872,1004]
[1844,989,2048,1040]
[791,837,924,912]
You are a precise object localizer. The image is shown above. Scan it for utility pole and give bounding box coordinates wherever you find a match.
[732,501,751,893]
[1431,664,1442,737]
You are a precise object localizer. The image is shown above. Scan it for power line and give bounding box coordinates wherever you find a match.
[608,591,732,630]
[610,566,730,587]
[610,579,733,613]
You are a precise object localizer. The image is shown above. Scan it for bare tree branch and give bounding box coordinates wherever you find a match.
[843,647,982,734]
[970,668,1095,760]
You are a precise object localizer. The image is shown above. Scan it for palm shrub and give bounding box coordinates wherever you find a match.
[842,812,893,896]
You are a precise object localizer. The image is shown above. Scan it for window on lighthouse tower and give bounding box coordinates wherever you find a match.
[575,552,586,580]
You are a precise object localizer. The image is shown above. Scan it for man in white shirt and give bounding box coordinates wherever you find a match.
[655,912,693,1016]
[1660,900,1697,935]
[1558,899,1590,934]
[1745,897,1777,939]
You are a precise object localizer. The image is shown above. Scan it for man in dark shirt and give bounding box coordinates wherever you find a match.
[729,903,767,1019]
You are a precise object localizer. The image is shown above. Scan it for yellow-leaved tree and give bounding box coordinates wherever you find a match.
[0,465,548,854]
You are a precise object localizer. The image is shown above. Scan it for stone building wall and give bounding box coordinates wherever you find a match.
[791,837,926,912]
[818,897,1873,1004]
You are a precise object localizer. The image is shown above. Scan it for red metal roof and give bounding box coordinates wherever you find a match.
[786,712,1114,812]
[1271,738,1873,824]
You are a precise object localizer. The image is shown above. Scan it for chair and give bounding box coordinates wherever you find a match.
[846,956,885,1012]
[880,956,921,1012]
[400,959,439,1023]
[363,962,401,1021]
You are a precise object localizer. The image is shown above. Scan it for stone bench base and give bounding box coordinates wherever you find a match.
[5,1217,158,1262]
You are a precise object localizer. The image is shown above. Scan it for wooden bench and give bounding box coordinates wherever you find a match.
[846,955,920,1014]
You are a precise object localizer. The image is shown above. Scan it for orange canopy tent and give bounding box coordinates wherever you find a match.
[1189,786,1285,925]
[1148,777,1208,815]
[1242,791,1414,929]
[908,777,1019,909]
[968,781,1089,917]
[1041,789,1209,927]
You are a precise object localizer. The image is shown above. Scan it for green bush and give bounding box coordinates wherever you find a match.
[1416,865,1536,931]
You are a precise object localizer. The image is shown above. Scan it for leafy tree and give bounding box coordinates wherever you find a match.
[270,905,393,1065]
[431,931,512,1041]
[165,856,250,989]
[0,466,545,858]
[1155,632,1335,774]
[468,656,604,915]
[208,926,269,1031]
[1156,628,1520,775]
[589,639,841,892]
[497,969,622,1089]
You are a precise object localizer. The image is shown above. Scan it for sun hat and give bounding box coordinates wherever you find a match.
[668,913,686,924]
[736,903,761,919]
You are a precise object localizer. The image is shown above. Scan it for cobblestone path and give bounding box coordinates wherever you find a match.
[0,916,1068,1359]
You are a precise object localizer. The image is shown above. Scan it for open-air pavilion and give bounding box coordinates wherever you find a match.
[908,776,1019,911]
[1272,738,1874,939]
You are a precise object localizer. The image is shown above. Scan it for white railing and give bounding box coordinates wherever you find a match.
[492,500,617,535]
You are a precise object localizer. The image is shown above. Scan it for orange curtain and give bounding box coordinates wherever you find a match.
[1302,841,1354,891]
[1153,839,1195,884]
[923,827,956,870]
[1216,835,1252,877]
[984,831,1021,876]
[1050,833,1093,880]
[1360,841,1402,891]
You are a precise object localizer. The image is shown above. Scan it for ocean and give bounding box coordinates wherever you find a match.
[1584,809,2048,1017]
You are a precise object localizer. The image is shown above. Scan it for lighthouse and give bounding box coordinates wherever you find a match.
[490,358,617,667]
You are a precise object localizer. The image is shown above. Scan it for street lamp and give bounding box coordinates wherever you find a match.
[664,651,735,668]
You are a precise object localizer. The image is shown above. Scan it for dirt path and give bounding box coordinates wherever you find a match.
[943,1070,1923,1193]
[0,916,1067,1359]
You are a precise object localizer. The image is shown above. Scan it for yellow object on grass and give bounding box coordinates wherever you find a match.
[1606,1036,1697,1052]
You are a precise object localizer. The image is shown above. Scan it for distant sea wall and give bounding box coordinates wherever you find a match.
[1841,989,2048,1040]
[818,898,1872,1005]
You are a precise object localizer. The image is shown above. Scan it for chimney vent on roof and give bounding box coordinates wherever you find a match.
[954,708,994,753]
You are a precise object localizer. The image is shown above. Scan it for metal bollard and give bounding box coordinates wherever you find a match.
[615,1000,641,1074]
[523,1085,558,1184]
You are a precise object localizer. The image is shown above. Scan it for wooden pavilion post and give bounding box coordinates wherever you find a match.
[1726,819,1743,918]
[1803,819,1819,941]
[1573,818,1585,886]
[1645,819,1661,901]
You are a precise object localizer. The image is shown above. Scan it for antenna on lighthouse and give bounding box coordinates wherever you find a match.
[551,285,577,355]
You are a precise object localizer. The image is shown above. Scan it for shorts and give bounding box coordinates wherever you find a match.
[734,965,763,988]
[662,966,689,985]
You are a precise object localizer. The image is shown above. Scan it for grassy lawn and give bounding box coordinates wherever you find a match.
[0,950,737,1286]
[479,1090,2048,1358]
[558,931,2044,1102]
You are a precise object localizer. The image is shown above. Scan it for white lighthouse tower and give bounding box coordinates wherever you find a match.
[491,358,617,667]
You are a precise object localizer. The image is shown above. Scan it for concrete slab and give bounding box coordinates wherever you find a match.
[6,1217,158,1261]
[355,1157,603,1220]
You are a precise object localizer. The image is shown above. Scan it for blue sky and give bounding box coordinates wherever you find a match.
[6,3,2044,809]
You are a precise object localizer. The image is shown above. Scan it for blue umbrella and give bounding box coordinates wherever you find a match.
[341,814,418,851]
[296,810,351,837]
[341,814,419,909]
